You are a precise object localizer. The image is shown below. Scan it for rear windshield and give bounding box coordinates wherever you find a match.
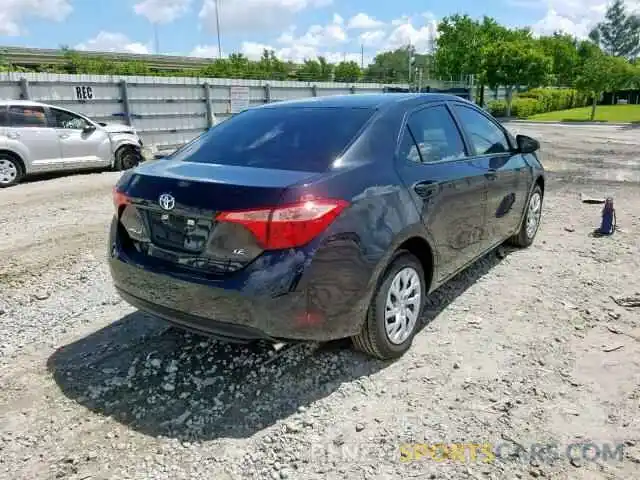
[168,106,375,172]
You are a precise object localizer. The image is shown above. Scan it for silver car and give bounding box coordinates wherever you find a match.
[0,100,144,187]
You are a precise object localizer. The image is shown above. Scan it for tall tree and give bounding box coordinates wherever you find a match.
[334,61,362,83]
[538,33,580,86]
[589,0,640,59]
[365,48,417,83]
[575,54,615,120]
[434,14,483,80]
[484,39,552,116]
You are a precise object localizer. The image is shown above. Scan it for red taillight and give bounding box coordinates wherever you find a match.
[113,186,130,210]
[217,198,349,250]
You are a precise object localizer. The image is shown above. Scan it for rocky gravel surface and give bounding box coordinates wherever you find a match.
[0,123,639,480]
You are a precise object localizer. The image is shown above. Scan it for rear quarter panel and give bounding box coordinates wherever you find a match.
[278,109,435,327]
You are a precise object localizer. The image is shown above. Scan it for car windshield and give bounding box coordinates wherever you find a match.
[167,106,375,172]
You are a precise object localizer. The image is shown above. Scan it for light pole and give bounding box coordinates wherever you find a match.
[215,0,222,59]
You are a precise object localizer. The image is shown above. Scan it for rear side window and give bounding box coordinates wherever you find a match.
[168,107,374,172]
[7,105,47,127]
[403,105,466,163]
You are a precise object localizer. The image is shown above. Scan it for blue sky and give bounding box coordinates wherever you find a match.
[0,0,629,64]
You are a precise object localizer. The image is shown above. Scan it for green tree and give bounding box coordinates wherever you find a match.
[333,61,361,83]
[538,33,580,86]
[365,48,415,83]
[589,0,640,59]
[484,39,552,116]
[575,54,614,120]
[296,58,332,81]
[434,14,483,80]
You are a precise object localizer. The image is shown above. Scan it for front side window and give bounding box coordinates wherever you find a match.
[405,105,466,163]
[452,104,511,155]
[167,106,375,173]
[50,108,90,130]
[8,105,47,127]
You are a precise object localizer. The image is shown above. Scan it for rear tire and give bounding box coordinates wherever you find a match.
[0,153,23,188]
[352,251,426,360]
[114,146,141,171]
[509,184,543,248]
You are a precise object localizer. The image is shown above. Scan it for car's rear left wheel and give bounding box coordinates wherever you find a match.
[0,154,23,188]
[352,251,426,360]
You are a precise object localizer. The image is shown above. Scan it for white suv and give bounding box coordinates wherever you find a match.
[0,100,144,187]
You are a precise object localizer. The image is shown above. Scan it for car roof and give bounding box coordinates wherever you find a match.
[260,93,468,110]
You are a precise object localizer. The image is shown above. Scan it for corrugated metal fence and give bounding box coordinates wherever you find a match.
[0,72,440,151]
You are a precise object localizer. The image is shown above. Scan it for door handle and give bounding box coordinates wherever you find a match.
[485,169,497,180]
[59,133,70,139]
[7,131,19,139]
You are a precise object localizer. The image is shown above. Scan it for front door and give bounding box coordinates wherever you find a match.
[6,104,62,172]
[450,103,529,244]
[395,103,490,283]
[48,107,112,168]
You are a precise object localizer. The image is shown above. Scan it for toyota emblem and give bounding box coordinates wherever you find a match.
[158,193,175,211]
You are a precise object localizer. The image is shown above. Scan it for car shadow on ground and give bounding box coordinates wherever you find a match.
[47,247,511,442]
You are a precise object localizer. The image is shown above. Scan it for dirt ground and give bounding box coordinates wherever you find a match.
[0,123,639,480]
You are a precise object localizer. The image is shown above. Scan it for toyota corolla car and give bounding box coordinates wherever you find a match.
[108,93,544,360]
[0,100,143,187]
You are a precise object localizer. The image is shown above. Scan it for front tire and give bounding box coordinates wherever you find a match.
[509,184,543,248]
[352,251,426,360]
[114,146,141,171]
[0,154,23,188]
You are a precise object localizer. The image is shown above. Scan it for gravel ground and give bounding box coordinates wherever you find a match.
[0,123,639,480]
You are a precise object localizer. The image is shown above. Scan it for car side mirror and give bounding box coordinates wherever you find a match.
[516,134,540,154]
[82,124,96,134]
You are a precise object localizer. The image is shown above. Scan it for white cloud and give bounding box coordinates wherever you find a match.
[347,13,384,29]
[359,30,387,47]
[199,0,332,34]
[239,41,276,60]
[134,0,191,24]
[190,44,224,58]
[517,0,640,38]
[0,0,72,36]
[75,32,150,54]
[382,15,438,53]
[277,16,348,48]
[333,13,343,25]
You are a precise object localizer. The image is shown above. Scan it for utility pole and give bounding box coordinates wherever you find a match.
[215,0,222,58]
[360,44,364,70]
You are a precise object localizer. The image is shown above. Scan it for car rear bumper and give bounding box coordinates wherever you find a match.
[108,219,374,342]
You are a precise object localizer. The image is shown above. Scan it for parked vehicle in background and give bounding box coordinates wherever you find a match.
[109,93,545,360]
[0,100,143,187]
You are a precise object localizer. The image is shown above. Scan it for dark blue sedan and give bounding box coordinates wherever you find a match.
[108,93,544,360]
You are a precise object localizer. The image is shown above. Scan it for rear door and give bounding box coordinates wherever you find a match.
[6,104,62,172]
[394,103,490,283]
[449,103,530,244]
[47,107,112,168]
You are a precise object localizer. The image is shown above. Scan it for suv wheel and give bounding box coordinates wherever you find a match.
[352,251,426,360]
[509,184,543,248]
[0,154,23,188]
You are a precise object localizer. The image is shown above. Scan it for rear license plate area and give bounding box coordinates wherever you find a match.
[146,211,213,253]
